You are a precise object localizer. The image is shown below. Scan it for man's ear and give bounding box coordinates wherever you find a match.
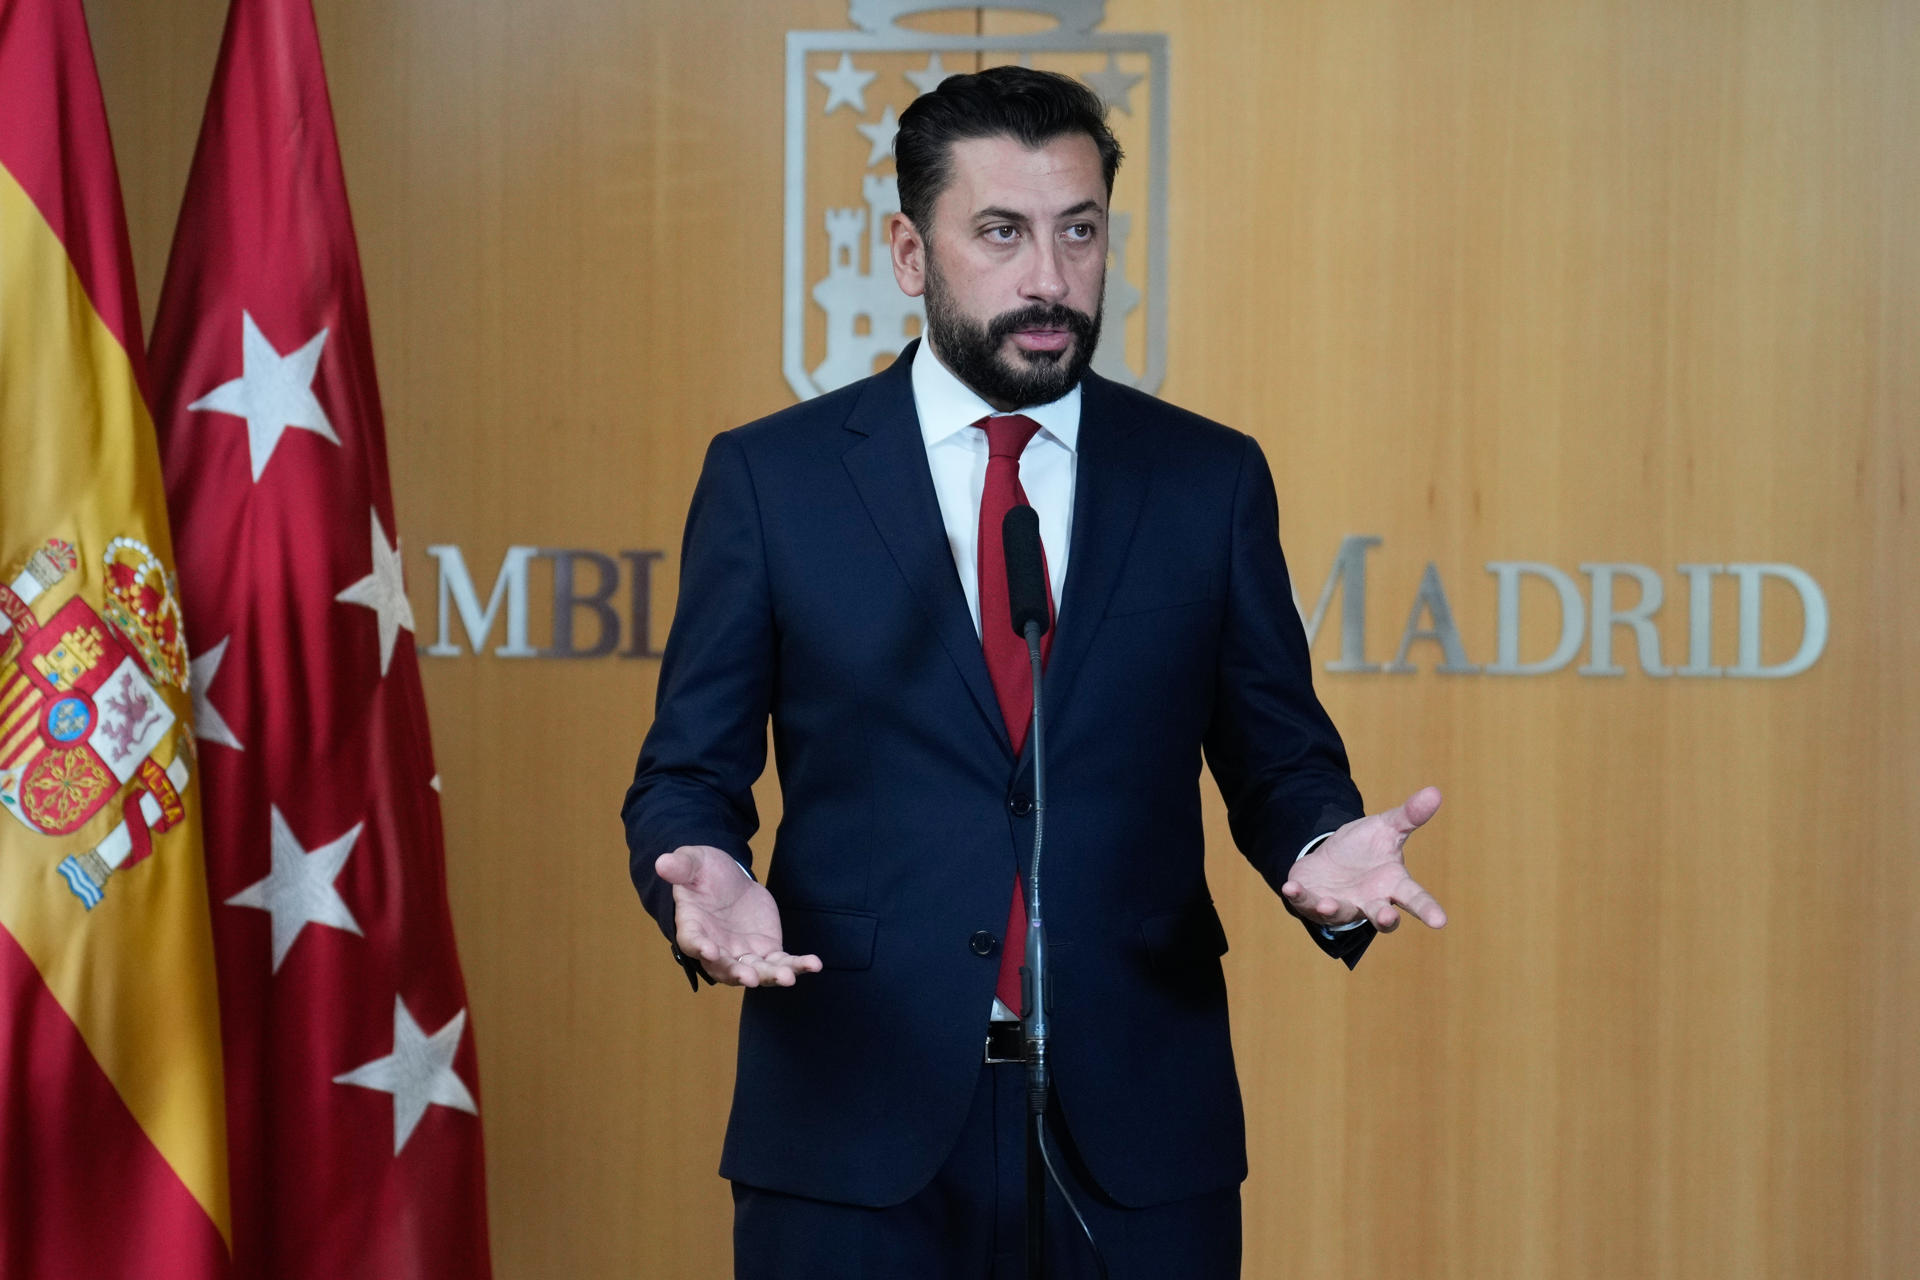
[888,213,927,298]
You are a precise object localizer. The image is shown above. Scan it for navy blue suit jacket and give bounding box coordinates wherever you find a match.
[624,342,1370,1209]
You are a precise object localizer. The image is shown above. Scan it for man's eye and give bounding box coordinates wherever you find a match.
[1064,224,1095,240]
[986,226,1018,242]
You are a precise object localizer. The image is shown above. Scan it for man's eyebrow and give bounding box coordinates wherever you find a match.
[972,206,1033,225]
[971,201,1106,225]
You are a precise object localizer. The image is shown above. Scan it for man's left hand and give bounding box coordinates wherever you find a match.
[1281,786,1448,933]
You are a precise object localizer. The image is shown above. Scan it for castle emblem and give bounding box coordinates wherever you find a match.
[782,0,1169,400]
[0,537,195,909]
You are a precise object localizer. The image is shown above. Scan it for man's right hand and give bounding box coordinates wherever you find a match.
[655,846,823,988]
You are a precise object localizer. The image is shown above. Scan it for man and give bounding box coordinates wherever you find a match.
[624,66,1446,1278]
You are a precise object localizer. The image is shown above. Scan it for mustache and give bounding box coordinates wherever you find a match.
[986,303,1098,347]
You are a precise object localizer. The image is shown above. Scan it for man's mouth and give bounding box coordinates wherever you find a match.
[1008,328,1073,353]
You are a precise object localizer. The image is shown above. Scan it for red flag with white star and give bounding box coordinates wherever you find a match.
[148,0,492,1275]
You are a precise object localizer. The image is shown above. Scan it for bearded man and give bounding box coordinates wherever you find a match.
[623,65,1446,1280]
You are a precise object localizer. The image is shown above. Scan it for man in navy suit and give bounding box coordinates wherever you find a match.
[624,66,1446,1278]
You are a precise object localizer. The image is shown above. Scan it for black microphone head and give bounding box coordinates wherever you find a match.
[1002,505,1050,639]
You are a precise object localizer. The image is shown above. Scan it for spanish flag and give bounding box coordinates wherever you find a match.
[0,2,230,1275]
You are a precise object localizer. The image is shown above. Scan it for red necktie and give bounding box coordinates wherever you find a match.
[976,414,1053,1014]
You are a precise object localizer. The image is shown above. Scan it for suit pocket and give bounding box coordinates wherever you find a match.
[1138,902,1230,973]
[1104,568,1213,619]
[781,906,878,971]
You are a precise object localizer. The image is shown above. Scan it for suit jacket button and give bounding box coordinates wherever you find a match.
[1008,792,1033,817]
[969,930,999,957]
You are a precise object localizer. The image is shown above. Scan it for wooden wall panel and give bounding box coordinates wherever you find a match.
[86,1,1917,1277]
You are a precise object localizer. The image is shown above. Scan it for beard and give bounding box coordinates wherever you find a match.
[923,258,1103,409]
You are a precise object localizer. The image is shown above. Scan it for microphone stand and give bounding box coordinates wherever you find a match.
[1020,617,1050,1280]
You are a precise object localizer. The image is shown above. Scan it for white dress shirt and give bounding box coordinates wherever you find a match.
[911,340,1079,636]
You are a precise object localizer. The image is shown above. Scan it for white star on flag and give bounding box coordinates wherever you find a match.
[905,53,953,97]
[335,508,415,677]
[815,52,876,115]
[857,105,900,168]
[188,310,339,481]
[227,805,364,972]
[189,636,244,750]
[1084,54,1144,116]
[334,999,479,1155]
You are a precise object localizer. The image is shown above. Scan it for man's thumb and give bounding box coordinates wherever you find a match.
[654,849,699,885]
[1400,785,1443,829]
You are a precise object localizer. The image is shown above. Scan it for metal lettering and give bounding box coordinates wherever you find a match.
[544,550,621,659]
[1579,563,1670,677]
[1675,564,1723,677]
[425,545,538,657]
[1486,562,1585,675]
[1385,563,1478,673]
[1727,564,1828,678]
[1296,535,1383,673]
[620,550,666,660]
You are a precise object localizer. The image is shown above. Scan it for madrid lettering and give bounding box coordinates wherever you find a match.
[1299,536,1827,678]
[421,538,1827,677]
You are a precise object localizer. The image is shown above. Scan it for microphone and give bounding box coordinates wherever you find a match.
[1001,505,1103,1277]
[1002,505,1050,641]
[1001,503,1052,1081]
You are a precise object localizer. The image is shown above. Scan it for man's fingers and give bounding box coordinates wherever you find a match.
[1283,883,1340,916]
[1391,878,1448,929]
[732,950,825,988]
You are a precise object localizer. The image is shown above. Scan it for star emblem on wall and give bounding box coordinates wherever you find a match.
[815,52,876,115]
[187,310,339,481]
[334,998,479,1155]
[226,805,364,972]
[905,53,952,97]
[857,105,900,169]
[1084,54,1143,116]
[335,508,415,677]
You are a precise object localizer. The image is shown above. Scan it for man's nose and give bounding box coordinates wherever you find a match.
[1020,242,1069,304]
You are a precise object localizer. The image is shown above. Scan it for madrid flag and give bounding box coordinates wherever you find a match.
[0,1,231,1275]
[149,0,492,1274]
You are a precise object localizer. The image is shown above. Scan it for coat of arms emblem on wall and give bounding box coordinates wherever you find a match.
[783,0,1170,400]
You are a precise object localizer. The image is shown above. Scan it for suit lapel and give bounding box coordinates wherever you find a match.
[1041,373,1157,738]
[840,343,1013,757]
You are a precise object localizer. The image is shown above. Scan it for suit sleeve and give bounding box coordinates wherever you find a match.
[622,432,777,976]
[1202,434,1376,967]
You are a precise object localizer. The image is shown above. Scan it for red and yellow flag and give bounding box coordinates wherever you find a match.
[0,1,230,1275]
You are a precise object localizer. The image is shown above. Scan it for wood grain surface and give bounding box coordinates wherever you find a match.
[86,1,1917,1276]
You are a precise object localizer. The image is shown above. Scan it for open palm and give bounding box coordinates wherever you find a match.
[656,846,822,987]
[1281,787,1447,933]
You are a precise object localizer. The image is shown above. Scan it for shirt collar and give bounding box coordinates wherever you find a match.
[911,338,1083,453]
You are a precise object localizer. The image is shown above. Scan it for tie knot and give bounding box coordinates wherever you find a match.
[979,414,1042,461]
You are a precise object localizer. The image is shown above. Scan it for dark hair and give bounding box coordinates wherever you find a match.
[894,65,1123,233]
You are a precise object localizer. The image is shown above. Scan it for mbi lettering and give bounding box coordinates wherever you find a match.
[423,546,665,659]
[1299,536,1828,678]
